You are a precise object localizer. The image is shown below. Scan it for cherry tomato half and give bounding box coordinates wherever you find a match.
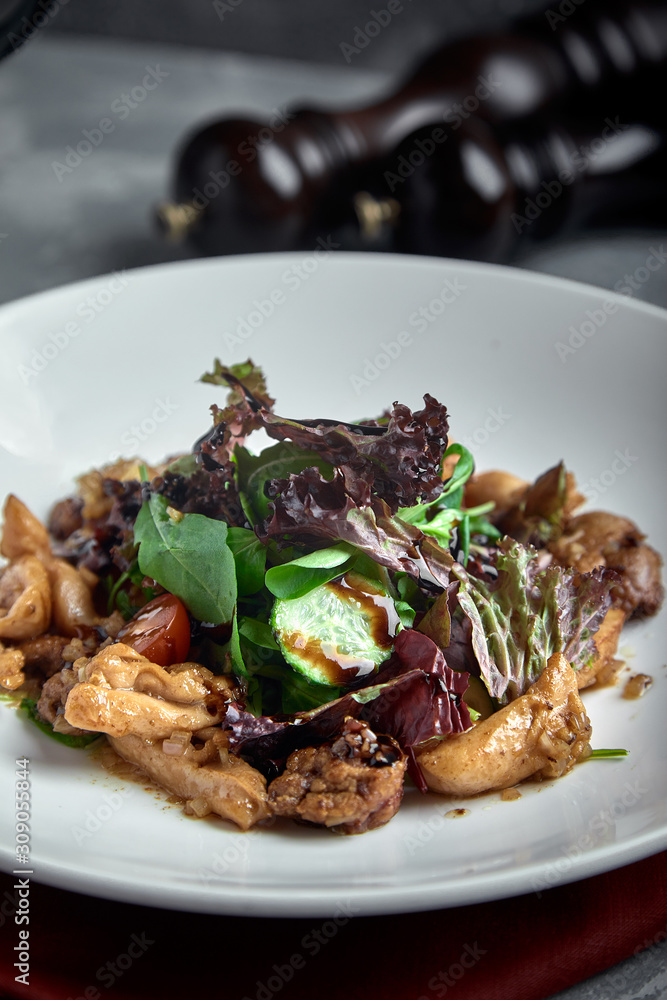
[117,593,191,666]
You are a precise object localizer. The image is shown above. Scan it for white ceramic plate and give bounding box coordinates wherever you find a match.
[0,253,665,918]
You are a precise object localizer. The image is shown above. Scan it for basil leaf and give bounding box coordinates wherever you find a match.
[134,494,236,625]
[226,526,267,596]
[265,543,355,599]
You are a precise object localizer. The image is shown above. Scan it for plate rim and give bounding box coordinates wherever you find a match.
[0,251,665,916]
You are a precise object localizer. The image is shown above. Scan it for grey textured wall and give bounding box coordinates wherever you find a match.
[44,0,549,69]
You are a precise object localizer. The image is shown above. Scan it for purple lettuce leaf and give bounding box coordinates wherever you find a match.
[259,394,449,512]
[259,467,454,588]
[224,628,471,773]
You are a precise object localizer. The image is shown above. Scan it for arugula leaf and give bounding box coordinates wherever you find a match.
[19,698,100,749]
[397,444,493,562]
[226,526,267,596]
[264,543,356,599]
[440,443,475,497]
[238,617,279,650]
[134,493,237,624]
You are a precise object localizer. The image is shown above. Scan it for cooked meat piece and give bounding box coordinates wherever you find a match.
[416,653,591,797]
[0,643,26,690]
[0,556,52,640]
[48,497,84,541]
[46,558,101,637]
[110,733,271,830]
[76,459,159,521]
[268,720,407,834]
[1,494,52,561]
[37,667,79,724]
[576,606,626,689]
[496,464,584,544]
[18,634,72,678]
[550,511,664,618]
[79,642,226,701]
[64,642,230,739]
[464,471,528,521]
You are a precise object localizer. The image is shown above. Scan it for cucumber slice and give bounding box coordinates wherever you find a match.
[271,570,400,687]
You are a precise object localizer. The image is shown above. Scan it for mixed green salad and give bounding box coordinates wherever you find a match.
[22,358,621,781]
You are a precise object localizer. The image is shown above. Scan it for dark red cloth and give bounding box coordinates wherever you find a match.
[1,852,666,1000]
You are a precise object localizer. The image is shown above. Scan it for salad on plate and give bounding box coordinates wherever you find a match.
[0,360,662,835]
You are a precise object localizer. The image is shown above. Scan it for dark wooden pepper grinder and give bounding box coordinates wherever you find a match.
[156,0,667,259]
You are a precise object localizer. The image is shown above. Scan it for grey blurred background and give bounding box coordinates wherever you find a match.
[1,0,666,306]
[40,0,548,69]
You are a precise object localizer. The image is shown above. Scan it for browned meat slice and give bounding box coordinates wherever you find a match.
[550,511,664,618]
[465,464,584,546]
[110,733,271,831]
[64,643,231,739]
[48,497,84,541]
[268,719,407,835]
[416,653,591,797]
[37,667,79,724]
[576,606,626,689]
[18,635,72,678]
[0,556,52,641]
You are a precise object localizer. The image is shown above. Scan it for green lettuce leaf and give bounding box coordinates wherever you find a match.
[453,537,614,705]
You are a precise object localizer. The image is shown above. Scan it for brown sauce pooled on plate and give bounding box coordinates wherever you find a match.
[500,787,522,802]
[445,808,470,819]
[622,673,653,699]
